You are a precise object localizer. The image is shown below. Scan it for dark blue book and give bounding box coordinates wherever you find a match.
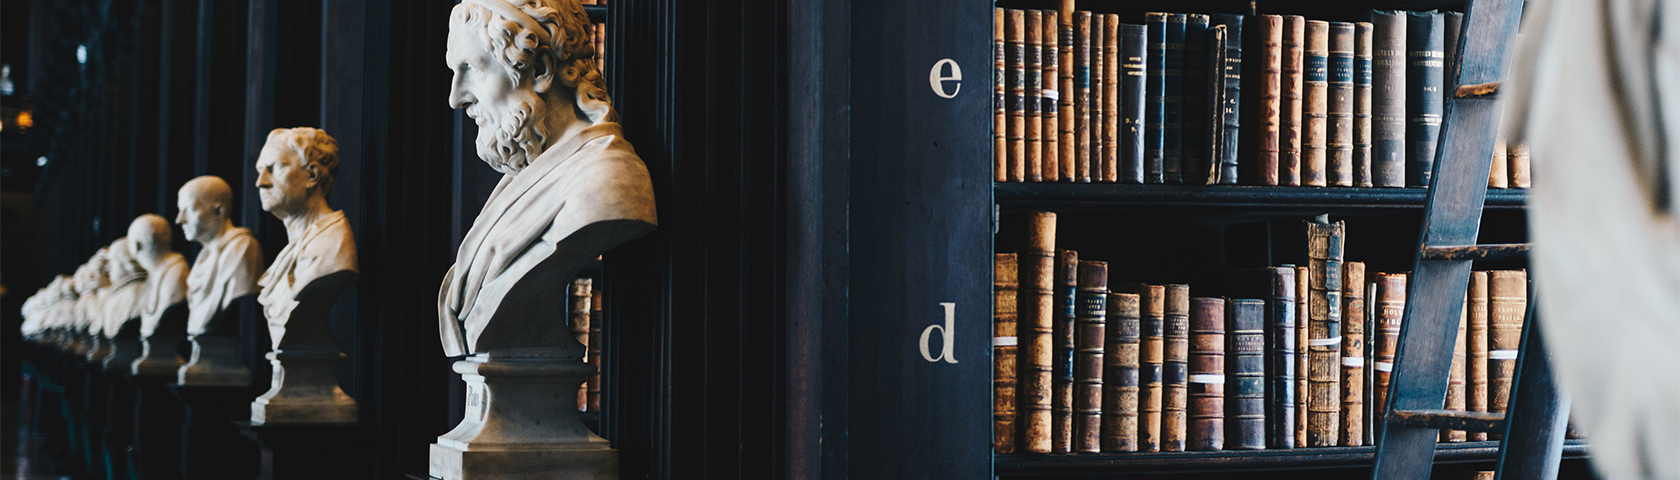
[1145,13,1168,184]
[1181,14,1208,184]
[1163,14,1187,184]
[1210,14,1244,185]
[1405,11,1443,187]
[1120,24,1147,184]
[1369,10,1407,187]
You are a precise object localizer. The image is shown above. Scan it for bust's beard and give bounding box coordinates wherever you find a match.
[475,93,551,175]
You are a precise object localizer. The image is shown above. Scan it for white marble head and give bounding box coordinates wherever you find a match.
[446,0,610,174]
[128,214,174,271]
[106,237,145,287]
[256,127,340,219]
[74,249,111,294]
[177,176,235,244]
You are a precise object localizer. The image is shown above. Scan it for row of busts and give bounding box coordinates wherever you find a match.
[19,127,361,424]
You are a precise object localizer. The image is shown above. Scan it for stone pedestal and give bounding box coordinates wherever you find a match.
[168,384,263,479]
[238,422,374,479]
[104,337,143,372]
[85,336,111,363]
[178,334,253,386]
[131,334,185,376]
[429,355,617,480]
[131,375,186,479]
[250,349,357,424]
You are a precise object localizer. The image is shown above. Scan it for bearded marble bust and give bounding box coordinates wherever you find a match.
[438,0,656,358]
[100,238,149,338]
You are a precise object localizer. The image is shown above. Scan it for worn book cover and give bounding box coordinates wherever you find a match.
[1226,298,1266,450]
[1125,283,1167,451]
[1302,21,1330,187]
[1043,11,1061,183]
[995,8,1008,182]
[1305,220,1344,446]
[1051,250,1078,453]
[1144,13,1169,184]
[1188,297,1226,451]
[1328,22,1355,186]
[1017,212,1057,453]
[1353,22,1374,187]
[1370,10,1406,187]
[994,253,1020,452]
[1009,10,1027,182]
[1103,15,1122,183]
[1075,12,1094,183]
[1488,269,1526,436]
[1120,24,1147,184]
[1182,15,1211,184]
[1373,272,1407,428]
[1280,16,1306,186]
[1162,284,1191,451]
[1442,294,1467,442]
[1092,16,1108,183]
[1164,14,1188,184]
[1295,264,1309,446]
[1059,6,1076,182]
[1405,11,1443,187]
[1211,14,1244,185]
[1340,261,1366,446]
[1468,271,1490,441]
[1203,25,1230,184]
[1073,261,1108,453]
[1027,10,1044,182]
[1103,292,1141,452]
[1253,15,1284,186]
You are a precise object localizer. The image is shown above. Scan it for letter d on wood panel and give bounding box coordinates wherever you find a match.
[930,59,962,98]
[921,302,959,363]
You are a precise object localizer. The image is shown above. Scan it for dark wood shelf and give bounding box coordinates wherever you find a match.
[994,440,1589,476]
[995,183,1527,215]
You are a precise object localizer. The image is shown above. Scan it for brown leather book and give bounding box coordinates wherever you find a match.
[1488,270,1526,435]
[1043,11,1061,183]
[1305,220,1344,446]
[1059,5,1076,182]
[1131,283,1166,451]
[1017,212,1057,453]
[1103,15,1122,182]
[1489,138,1509,189]
[1073,261,1108,452]
[1280,16,1306,186]
[1340,262,1365,446]
[1328,22,1355,186]
[994,253,1020,453]
[1103,292,1140,452]
[1188,297,1226,451]
[1443,294,1468,442]
[1302,21,1330,187]
[1467,271,1490,441]
[1225,298,1265,450]
[1364,280,1377,445]
[1162,284,1190,451]
[1027,10,1044,182]
[1508,142,1531,188]
[1373,272,1407,427]
[1009,10,1027,182]
[1353,22,1374,187]
[1092,18,1108,182]
[588,286,604,415]
[1052,250,1078,453]
[571,279,593,412]
[1294,265,1309,447]
[1075,12,1093,183]
[1254,15,1284,186]
[995,8,1008,182]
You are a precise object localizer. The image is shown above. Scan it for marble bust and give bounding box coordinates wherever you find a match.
[100,238,148,337]
[433,0,652,477]
[250,126,360,424]
[176,175,265,385]
[127,214,192,376]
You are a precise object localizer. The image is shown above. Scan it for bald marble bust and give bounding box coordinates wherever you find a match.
[128,214,191,376]
[179,175,264,336]
[100,238,148,339]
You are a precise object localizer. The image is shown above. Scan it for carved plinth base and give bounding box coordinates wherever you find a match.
[65,333,89,355]
[238,422,374,479]
[178,335,252,386]
[132,335,185,376]
[429,356,617,480]
[168,384,263,479]
[86,336,112,363]
[251,349,357,424]
[105,337,143,372]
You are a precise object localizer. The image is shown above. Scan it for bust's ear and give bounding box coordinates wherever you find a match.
[303,163,322,190]
[532,53,556,94]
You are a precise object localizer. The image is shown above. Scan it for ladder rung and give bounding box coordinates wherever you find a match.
[1420,243,1530,261]
[1387,409,1507,433]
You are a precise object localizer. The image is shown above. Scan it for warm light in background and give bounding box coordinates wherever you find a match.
[16,110,32,129]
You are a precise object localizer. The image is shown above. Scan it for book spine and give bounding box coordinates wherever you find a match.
[1306,220,1344,446]
[1075,12,1093,183]
[1302,21,1330,187]
[1060,13,1077,182]
[994,253,1020,452]
[1489,137,1509,188]
[571,279,592,412]
[1405,11,1443,187]
[1103,15,1122,183]
[1052,249,1078,453]
[1328,22,1355,186]
[1103,292,1141,452]
[1509,142,1531,187]
[1365,281,1377,445]
[1017,212,1057,453]
[1092,18,1108,182]
[1203,25,1229,185]
[1188,297,1226,451]
[1267,266,1298,448]
[1009,10,1027,182]
[1120,24,1147,184]
[1295,264,1309,447]
[1144,13,1168,184]
[1164,14,1187,184]
[1354,23,1374,187]
[1226,298,1265,450]
[1027,10,1044,182]
[1162,284,1190,451]
[1211,14,1243,185]
[588,286,604,414]
[1182,15,1210,184]
[1138,284,1166,451]
[1255,15,1283,186]
[1340,262,1366,446]
[1371,11,1406,187]
[1443,293,1467,442]
[1043,11,1061,183]
[1280,16,1306,186]
[1488,270,1526,425]
[1468,271,1490,441]
[1374,272,1407,427]
[1073,262,1108,452]
[1443,12,1463,103]
[996,8,1007,182]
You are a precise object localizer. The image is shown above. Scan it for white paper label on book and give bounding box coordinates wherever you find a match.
[1188,374,1226,384]
[1342,357,1365,367]
[993,336,1018,346]
[1308,336,1343,347]
[1489,349,1519,360]
[1042,89,1059,102]
[1375,361,1393,372]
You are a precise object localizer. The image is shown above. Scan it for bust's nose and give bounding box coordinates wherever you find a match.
[448,73,474,110]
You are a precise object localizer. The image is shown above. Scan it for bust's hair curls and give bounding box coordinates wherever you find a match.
[266,127,342,197]
[450,0,613,124]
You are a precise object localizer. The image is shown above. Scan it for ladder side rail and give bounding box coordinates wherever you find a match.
[1494,291,1571,480]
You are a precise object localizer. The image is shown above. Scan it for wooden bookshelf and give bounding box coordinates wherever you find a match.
[996,183,1528,213]
[996,440,1589,476]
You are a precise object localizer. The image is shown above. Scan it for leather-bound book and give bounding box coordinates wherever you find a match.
[1211,15,1244,185]
[1073,261,1108,452]
[571,279,593,412]
[1442,295,1467,442]
[994,253,1020,453]
[1294,264,1309,447]
[1043,11,1061,183]
[1352,22,1374,187]
[1488,270,1526,435]
[1328,22,1355,186]
[1131,283,1167,451]
[1509,142,1531,188]
[1009,10,1027,182]
[1103,292,1141,452]
[1017,212,1057,453]
[1059,5,1076,182]
[1092,18,1108,182]
[1365,281,1377,445]
[1305,220,1344,446]
[1302,21,1331,187]
[1280,16,1306,186]
[1027,10,1044,182]
[1489,138,1509,188]
[1188,297,1226,451]
[589,287,604,414]
[1271,267,1299,448]
[1405,11,1444,187]
[1075,12,1093,183]
[1144,13,1169,184]
[1340,262,1366,446]
[1226,298,1265,450]
[1162,284,1191,451]
[1370,11,1406,187]
[1103,15,1122,183]
[1373,272,1407,427]
[1182,15,1211,184]
[996,8,1007,182]
[1253,15,1284,186]
[1443,12,1463,102]
[1119,24,1147,184]
[1203,25,1230,184]
[1052,250,1079,453]
[1164,14,1187,184]
[1468,271,1490,441]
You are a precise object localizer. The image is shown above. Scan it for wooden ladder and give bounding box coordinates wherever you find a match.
[1369,0,1572,479]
